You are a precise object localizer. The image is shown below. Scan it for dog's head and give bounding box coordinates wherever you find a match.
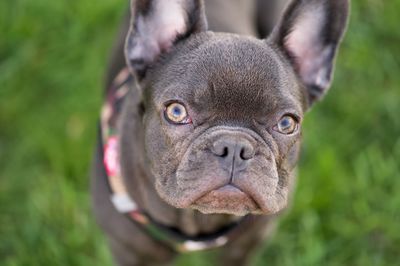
[124,0,349,216]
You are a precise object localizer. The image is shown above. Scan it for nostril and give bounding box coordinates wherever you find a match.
[240,148,246,160]
[211,140,230,158]
[221,147,229,158]
[239,145,255,160]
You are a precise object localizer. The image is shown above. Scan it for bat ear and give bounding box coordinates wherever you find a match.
[269,0,349,106]
[125,0,207,80]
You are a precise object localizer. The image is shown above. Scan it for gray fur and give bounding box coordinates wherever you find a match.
[92,0,349,265]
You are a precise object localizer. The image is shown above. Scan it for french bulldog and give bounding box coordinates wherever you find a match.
[91,0,349,265]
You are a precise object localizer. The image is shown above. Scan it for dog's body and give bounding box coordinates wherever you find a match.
[92,0,349,265]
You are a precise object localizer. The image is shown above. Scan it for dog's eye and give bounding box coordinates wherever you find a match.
[274,115,298,135]
[164,102,191,125]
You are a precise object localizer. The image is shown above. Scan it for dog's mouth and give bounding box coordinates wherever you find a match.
[190,184,262,216]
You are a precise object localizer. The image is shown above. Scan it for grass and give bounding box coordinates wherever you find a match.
[1,0,399,265]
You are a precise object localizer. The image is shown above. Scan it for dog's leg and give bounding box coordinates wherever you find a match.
[218,216,277,266]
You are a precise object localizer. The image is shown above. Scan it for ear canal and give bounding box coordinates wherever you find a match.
[269,0,349,106]
[125,0,208,79]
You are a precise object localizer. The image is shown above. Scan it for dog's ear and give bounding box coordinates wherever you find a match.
[125,0,207,79]
[269,0,349,106]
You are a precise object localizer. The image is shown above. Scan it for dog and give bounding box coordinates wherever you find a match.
[91,0,349,265]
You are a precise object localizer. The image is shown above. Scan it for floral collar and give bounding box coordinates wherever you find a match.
[100,68,250,252]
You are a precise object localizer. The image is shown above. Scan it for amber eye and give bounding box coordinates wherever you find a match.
[164,102,191,124]
[274,115,298,135]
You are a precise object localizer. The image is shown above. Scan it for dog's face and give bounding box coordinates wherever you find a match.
[140,35,304,216]
[125,0,349,216]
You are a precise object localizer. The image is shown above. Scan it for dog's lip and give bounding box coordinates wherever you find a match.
[192,184,244,201]
[191,184,262,211]
[215,184,245,193]
[216,184,261,207]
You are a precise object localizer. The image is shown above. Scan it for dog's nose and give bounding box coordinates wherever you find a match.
[211,138,255,167]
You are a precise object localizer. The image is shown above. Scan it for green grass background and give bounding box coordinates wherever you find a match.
[1,0,399,265]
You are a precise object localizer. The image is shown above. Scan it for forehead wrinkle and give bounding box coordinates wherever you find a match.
[192,47,287,116]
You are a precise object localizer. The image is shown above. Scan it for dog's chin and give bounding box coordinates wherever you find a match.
[190,185,263,216]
